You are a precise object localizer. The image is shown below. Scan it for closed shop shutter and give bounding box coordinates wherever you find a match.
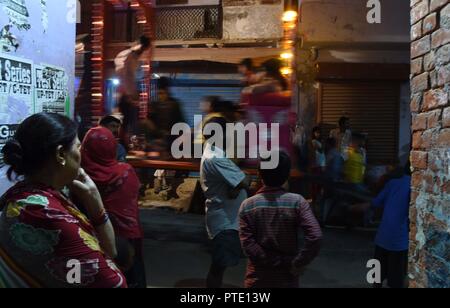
[319,82,400,165]
[170,79,242,127]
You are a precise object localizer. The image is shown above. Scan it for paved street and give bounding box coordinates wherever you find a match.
[140,209,376,288]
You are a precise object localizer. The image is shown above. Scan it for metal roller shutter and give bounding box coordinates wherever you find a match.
[319,82,400,165]
[170,79,242,127]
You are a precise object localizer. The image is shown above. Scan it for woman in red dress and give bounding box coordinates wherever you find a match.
[81,126,146,288]
[0,113,126,288]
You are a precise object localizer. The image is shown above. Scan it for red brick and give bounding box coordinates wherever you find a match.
[412,57,424,76]
[412,21,423,41]
[412,131,422,149]
[442,178,450,196]
[430,70,439,88]
[428,149,450,172]
[411,72,429,93]
[412,1,429,24]
[424,51,435,71]
[427,109,442,129]
[443,107,450,127]
[423,173,435,194]
[431,29,450,48]
[423,129,435,149]
[436,44,450,66]
[413,113,428,131]
[424,88,449,110]
[413,130,434,149]
[411,151,428,169]
[411,170,423,187]
[410,193,419,213]
[412,170,424,187]
[411,93,423,112]
[437,64,450,86]
[412,35,431,58]
[441,4,450,29]
[423,13,438,34]
[436,128,450,147]
[430,0,448,12]
[412,0,423,7]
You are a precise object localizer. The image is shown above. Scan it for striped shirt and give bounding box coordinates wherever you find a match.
[239,187,322,288]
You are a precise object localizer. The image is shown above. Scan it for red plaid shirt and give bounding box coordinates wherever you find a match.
[239,187,322,288]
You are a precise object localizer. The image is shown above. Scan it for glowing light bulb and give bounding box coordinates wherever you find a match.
[282,10,298,23]
[281,52,294,60]
[280,67,293,75]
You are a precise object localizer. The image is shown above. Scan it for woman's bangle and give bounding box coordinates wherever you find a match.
[91,208,110,227]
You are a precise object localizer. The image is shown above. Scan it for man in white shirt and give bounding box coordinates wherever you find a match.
[200,117,249,288]
[330,116,352,160]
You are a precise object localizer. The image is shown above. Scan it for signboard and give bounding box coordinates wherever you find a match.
[0,123,18,165]
[34,64,70,114]
[0,0,75,194]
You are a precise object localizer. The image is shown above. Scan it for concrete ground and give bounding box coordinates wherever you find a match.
[140,209,376,288]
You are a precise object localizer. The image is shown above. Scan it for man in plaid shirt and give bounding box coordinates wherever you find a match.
[239,151,322,288]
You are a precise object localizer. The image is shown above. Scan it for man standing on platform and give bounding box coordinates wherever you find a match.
[115,35,151,144]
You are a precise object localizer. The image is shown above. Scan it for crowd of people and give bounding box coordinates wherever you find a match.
[0,52,411,288]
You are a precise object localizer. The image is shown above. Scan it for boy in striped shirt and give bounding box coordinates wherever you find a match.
[239,151,323,288]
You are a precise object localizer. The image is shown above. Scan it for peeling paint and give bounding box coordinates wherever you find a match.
[223,4,283,40]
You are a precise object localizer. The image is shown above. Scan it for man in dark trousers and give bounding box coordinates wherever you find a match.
[239,151,322,288]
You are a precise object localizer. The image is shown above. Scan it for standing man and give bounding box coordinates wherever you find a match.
[330,116,352,159]
[371,163,411,288]
[145,77,185,153]
[115,35,152,143]
[200,117,249,288]
[239,151,322,288]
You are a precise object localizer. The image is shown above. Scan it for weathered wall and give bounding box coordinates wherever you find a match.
[409,0,450,288]
[400,82,412,166]
[299,0,410,44]
[222,0,283,40]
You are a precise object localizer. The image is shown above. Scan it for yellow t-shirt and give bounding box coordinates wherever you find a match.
[344,147,365,184]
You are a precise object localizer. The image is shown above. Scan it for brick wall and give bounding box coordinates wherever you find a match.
[409,0,450,288]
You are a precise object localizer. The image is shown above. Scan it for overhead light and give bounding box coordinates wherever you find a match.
[112,79,120,86]
[283,0,299,22]
[281,52,294,59]
[282,10,298,23]
[280,67,293,75]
